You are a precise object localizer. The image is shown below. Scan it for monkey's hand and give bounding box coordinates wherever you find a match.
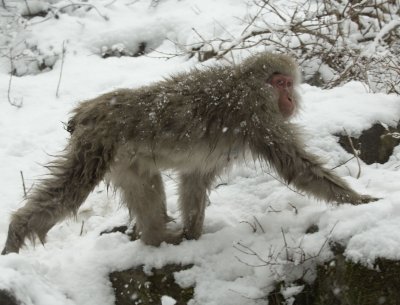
[355,194,380,204]
[1,245,18,255]
[344,194,380,205]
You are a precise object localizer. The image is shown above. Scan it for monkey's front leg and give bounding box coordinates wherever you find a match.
[278,147,376,204]
[178,170,216,240]
[250,125,377,205]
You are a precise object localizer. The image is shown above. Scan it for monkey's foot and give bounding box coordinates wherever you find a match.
[163,230,184,245]
[182,229,202,241]
[139,229,183,246]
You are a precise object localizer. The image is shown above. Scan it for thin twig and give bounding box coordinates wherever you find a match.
[253,216,265,233]
[240,220,257,233]
[262,0,287,22]
[317,221,338,256]
[343,129,362,178]
[20,171,27,198]
[288,203,298,215]
[234,242,278,267]
[213,19,235,39]
[24,0,32,15]
[56,41,66,98]
[267,205,282,213]
[240,216,265,234]
[55,3,109,21]
[331,156,356,170]
[191,27,208,43]
[281,228,290,261]
[240,0,268,35]
[7,57,13,104]
[80,220,85,236]
[7,50,23,108]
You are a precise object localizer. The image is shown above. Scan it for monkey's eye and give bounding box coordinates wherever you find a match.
[276,80,285,87]
[286,81,293,88]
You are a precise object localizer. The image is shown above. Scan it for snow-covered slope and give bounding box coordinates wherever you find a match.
[0,1,399,304]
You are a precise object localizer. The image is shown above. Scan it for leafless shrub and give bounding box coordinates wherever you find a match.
[233,222,338,301]
[181,0,400,93]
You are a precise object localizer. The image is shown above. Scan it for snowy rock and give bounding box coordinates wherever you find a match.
[268,243,400,305]
[110,264,193,305]
[337,122,400,164]
[0,290,18,305]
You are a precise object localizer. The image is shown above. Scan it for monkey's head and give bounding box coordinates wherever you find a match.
[240,53,301,118]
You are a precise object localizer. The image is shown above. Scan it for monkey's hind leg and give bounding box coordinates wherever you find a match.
[179,170,216,240]
[111,162,181,246]
[2,141,112,255]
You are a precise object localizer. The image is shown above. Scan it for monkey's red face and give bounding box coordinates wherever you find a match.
[268,74,295,118]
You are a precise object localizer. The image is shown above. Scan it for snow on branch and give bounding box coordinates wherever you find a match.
[179,0,400,94]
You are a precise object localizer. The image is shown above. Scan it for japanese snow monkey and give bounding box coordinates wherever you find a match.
[2,53,376,254]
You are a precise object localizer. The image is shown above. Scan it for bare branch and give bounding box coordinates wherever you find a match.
[7,50,23,108]
[56,41,66,98]
[23,0,32,16]
[169,0,400,93]
[53,3,109,21]
[20,171,27,198]
[343,129,362,179]
[281,228,290,261]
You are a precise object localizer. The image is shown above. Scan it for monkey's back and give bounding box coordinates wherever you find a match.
[68,57,291,173]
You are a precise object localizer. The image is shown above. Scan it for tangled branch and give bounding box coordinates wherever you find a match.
[180,0,400,93]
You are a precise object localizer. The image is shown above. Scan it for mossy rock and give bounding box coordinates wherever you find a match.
[269,253,400,305]
[268,281,315,305]
[337,122,400,164]
[0,290,19,305]
[110,264,194,305]
[313,256,400,305]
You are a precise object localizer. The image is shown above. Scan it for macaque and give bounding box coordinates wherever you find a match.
[2,53,375,254]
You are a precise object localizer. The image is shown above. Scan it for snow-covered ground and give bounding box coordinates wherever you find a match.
[0,1,400,304]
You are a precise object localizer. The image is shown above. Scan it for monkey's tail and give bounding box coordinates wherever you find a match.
[2,136,115,254]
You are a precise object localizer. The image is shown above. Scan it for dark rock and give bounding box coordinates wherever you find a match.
[313,256,400,305]
[0,290,19,305]
[188,45,218,62]
[337,122,400,164]
[101,42,149,59]
[269,251,400,305]
[110,264,194,305]
[100,225,128,236]
[305,71,325,87]
[305,224,319,234]
[329,241,346,256]
[100,224,140,241]
[133,42,147,57]
[268,281,315,305]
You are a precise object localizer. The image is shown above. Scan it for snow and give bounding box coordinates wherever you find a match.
[161,295,177,305]
[0,0,400,304]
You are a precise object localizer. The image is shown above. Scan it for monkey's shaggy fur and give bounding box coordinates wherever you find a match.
[2,53,373,254]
